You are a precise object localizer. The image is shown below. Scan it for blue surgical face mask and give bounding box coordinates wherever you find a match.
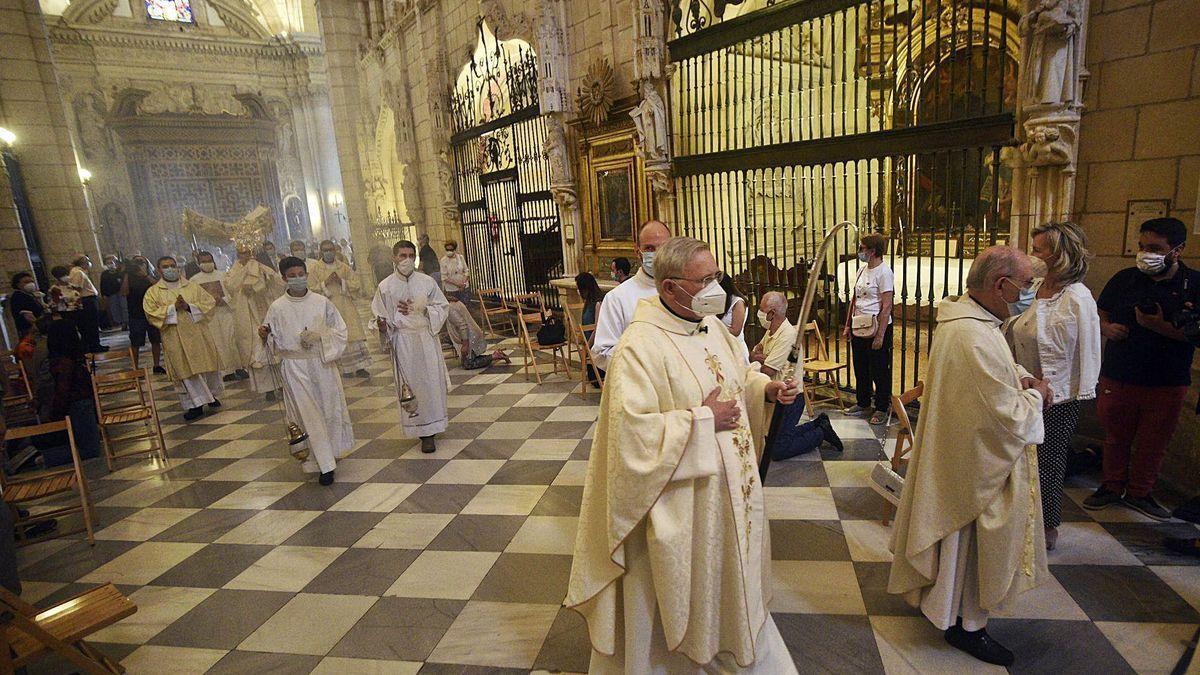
[641,251,655,278]
[1006,280,1035,316]
[857,251,870,263]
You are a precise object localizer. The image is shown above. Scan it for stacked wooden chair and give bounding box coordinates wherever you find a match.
[88,351,167,471]
[0,350,38,425]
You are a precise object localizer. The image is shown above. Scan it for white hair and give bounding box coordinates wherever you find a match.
[653,237,710,294]
[966,246,1025,291]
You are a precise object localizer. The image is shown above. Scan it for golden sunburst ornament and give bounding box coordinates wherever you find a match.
[576,58,615,127]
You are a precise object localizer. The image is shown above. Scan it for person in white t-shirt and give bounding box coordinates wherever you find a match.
[842,233,894,424]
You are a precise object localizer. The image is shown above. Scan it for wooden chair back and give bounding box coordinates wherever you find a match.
[87,347,136,374]
[890,381,924,472]
[476,287,515,336]
[1,418,96,546]
[0,583,135,673]
[563,302,602,393]
[90,368,167,471]
[799,321,847,411]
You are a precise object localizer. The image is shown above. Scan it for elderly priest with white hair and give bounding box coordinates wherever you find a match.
[888,245,1052,667]
[567,236,800,673]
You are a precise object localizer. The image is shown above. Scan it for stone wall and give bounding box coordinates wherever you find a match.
[1073,0,1200,495]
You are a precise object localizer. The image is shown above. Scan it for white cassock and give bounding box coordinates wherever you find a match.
[567,298,797,674]
[889,294,1048,631]
[254,292,354,475]
[590,268,658,371]
[371,271,450,437]
[188,269,240,375]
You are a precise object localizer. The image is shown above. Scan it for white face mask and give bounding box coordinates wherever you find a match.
[641,251,656,278]
[287,275,309,292]
[21,282,36,294]
[678,279,726,317]
[1136,251,1169,275]
[199,262,216,273]
[57,276,70,284]
[757,309,770,326]
[161,268,181,282]
[1029,256,1049,278]
[395,259,415,275]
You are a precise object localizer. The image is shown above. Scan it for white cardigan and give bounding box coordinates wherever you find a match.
[1005,281,1102,404]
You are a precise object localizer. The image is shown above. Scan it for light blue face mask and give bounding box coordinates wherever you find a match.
[287,275,309,292]
[641,251,655,278]
[857,251,870,263]
[1008,284,1035,316]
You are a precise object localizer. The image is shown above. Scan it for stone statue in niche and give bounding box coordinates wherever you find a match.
[1019,123,1074,168]
[543,114,574,201]
[1018,0,1083,110]
[73,91,115,163]
[437,148,455,205]
[630,80,670,164]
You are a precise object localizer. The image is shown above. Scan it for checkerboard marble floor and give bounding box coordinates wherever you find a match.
[15,337,1200,674]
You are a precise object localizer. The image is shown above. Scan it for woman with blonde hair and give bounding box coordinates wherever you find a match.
[1005,221,1101,550]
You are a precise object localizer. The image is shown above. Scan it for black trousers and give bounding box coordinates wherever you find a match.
[78,295,102,350]
[850,323,893,411]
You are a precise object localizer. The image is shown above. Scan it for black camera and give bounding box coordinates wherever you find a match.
[1172,305,1200,347]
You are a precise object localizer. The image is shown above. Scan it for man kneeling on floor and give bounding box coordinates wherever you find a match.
[445,293,511,370]
[256,256,354,486]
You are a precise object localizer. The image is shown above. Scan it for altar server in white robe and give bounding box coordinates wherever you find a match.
[888,246,1052,667]
[372,239,450,454]
[310,239,372,378]
[225,245,281,399]
[142,256,224,421]
[188,250,246,381]
[567,236,800,674]
[256,256,354,486]
[590,220,670,371]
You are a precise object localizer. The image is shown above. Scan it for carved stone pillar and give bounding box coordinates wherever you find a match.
[631,0,674,226]
[1008,0,1088,248]
[536,0,578,274]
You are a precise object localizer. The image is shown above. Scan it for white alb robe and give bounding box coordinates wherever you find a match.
[254,292,354,474]
[590,268,658,370]
[371,271,450,437]
[888,294,1049,629]
[188,269,240,374]
[567,298,796,674]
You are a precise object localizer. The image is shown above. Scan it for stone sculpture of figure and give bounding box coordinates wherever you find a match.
[543,115,572,187]
[437,148,454,204]
[630,80,670,163]
[1018,0,1082,109]
[1020,125,1073,167]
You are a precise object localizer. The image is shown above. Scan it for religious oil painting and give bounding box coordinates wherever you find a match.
[146,0,193,22]
[597,167,634,241]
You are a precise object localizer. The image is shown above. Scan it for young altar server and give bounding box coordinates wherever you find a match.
[309,239,371,378]
[256,256,354,485]
[372,239,450,454]
[188,250,246,382]
[142,256,224,421]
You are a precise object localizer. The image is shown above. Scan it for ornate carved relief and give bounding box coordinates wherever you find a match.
[73,91,116,163]
[634,0,666,82]
[136,84,249,116]
[62,0,120,24]
[208,0,273,39]
[1019,118,1075,168]
[544,114,576,208]
[536,0,570,113]
[577,59,615,127]
[1018,0,1083,113]
[480,0,537,42]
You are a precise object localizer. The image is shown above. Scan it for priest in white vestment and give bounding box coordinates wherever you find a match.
[590,220,671,371]
[189,250,245,381]
[567,236,800,674]
[372,239,450,454]
[142,256,224,421]
[888,246,1052,667]
[225,246,282,399]
[256,256,354,485]
[310,240,372,379]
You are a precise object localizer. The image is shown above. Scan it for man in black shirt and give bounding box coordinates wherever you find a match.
[8,272,46,337]
[124,256,166,374]
[1086,217,1199,520]
[100,255,126,330]
[417,233,441,289]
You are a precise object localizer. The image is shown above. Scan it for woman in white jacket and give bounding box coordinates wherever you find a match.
[1006,221,1101,551]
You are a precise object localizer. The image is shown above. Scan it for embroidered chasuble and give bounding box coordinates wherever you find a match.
[143,279,220,381]
[308,258,371,373]
[567,298,797,673]
[225,258,280,392]
[189,269,239,374]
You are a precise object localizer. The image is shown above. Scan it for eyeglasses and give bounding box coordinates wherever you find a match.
[669,270,725,286]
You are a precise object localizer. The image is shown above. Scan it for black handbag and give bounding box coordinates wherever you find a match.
[536,313,566,345]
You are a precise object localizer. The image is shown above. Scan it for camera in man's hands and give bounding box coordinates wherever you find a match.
[1172,304,1200,346]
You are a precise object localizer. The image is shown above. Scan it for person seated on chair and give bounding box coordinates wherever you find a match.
[575,272,603,387]
[25,317,101,466]
[446,293,511,371]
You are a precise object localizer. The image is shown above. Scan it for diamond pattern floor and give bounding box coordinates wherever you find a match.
[14,332,1200,674]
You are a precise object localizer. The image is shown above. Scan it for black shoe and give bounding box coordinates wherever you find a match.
[222,373,238,383]
[209,399,221,410]
[318,471,335,486]
[355,369,370,379]
[1083,486,1123,510]
[183,407,204,421]
[235,369,249,380]
[153,366,167,375]
[1163,537,1200,557]
[266,391,276,402]
[89,345,110,353]
[944,624,1014,667]
[1123,494,1171,521]
[815,413,843,452]
[22,519,58,539]
[420,436,436,454]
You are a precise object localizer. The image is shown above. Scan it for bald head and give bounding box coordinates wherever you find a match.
[638,221,671,251]
[966,245,1034,319]
[760,291,787,313]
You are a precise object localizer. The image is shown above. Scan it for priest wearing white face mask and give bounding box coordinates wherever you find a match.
[310,239,371,379]
[590,220,670,372]
[568,236,800,674]
[189,250,247,382]
[142,256,224,421]
[372,239,451,454]
[257,257,354,486]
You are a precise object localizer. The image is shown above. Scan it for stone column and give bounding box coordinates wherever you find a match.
[631,0,675,227]
[537,0,578,275]
[1008,0,1089,248]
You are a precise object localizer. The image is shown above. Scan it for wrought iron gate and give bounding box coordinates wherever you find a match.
[450,20,564,310]
[669,0,1018,393]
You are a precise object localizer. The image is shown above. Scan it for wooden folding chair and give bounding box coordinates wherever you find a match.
[0,583,135,674]
[564,302,603,394]
[2,418,97,546]
[87,347,139,397]
[513,293,569,384]
[882,381,923,526]
[90,369,167,471]
[0,351,37,424]
[800,321,848,412]
[476,287,516,338]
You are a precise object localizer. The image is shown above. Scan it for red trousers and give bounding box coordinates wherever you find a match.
[1096,377,1189,498]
